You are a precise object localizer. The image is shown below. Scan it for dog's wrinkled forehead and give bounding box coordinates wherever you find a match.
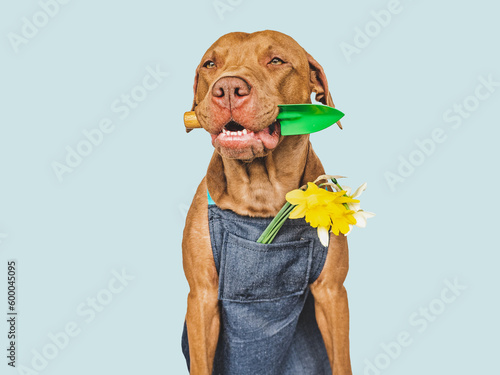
[200,30,308,70]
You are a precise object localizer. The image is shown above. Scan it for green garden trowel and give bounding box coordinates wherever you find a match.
[184,104,344,135]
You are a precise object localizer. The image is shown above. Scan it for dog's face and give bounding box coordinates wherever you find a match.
[192,30,334,161]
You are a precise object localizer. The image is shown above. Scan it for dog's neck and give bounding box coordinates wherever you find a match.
[206,135,325,217]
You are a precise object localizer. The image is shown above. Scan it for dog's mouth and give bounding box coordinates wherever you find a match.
[223,120,246,133]
[211,119,281,153]
[220,120,279,136]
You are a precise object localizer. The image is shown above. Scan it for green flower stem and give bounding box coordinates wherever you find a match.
[264,203,295,244]
[257,202,293,243]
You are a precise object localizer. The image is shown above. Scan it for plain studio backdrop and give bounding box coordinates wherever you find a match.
[0,0,499,374]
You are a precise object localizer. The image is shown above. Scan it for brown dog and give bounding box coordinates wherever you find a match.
[182,30,352,374]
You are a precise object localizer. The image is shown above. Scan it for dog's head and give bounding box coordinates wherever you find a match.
[191,30,336,161]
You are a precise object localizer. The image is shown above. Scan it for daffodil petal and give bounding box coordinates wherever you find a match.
[305,208,331,228]
[336,197,360,204]
[285,189,306,205]
[352,182,367,198]
[317,226,330,247]
[306,182,319,191]
[338,220,350,234]
[353,212,367,227]
[342,185,352,196]
[289,204,307,219]
[346,214,357,225]
[330,223,340,236]
[362,211,376,218]
[350,202,361,212]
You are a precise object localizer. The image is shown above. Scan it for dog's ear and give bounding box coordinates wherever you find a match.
[307,53,342,129]
[186,65,201,133]
[307,53,334,107]
[191,65,200,111]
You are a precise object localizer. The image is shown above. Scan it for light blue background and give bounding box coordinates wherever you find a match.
[1,0,498,374]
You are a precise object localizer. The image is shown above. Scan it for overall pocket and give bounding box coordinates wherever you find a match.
[218,231,314,302]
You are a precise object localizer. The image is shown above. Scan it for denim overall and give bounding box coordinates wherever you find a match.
[182,194,332,374]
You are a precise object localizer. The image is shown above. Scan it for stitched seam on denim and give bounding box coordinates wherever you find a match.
[225,230,314,251]
[309,239,328,284]
[235,244,312,253]
[208,209,220,274]
[219,289,306,303]
[208,205,222,220]
[218,230,229,301]
[217,217,310,227]
[303,240,314,290]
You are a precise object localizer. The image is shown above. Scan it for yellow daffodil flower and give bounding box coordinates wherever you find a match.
[257,176,374,246]
[285,182,359,246]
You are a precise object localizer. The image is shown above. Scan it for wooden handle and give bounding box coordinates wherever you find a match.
[184,111,201,131]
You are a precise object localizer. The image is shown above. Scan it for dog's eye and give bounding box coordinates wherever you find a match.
[203,60,216,69]
[269,57,285,65]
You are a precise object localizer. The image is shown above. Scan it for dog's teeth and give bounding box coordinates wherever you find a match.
[231,131,237,136]
[237,131,242,136]
[242,129,247,135]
